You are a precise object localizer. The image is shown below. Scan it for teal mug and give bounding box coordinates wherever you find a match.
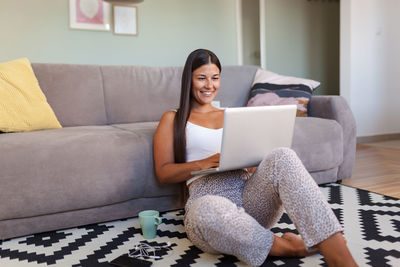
[138,210,162,239]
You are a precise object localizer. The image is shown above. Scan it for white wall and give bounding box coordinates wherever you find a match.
[341,0,400,137]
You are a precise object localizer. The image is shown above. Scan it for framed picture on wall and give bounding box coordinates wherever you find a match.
[69,0,111,31]
[112,4,138,36]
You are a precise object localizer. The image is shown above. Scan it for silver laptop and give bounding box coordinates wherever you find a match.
[191,105,297,176]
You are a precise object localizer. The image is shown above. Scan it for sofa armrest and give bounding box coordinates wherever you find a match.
[309,95,357,180]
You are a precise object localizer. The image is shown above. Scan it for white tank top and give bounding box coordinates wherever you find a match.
[185,121,223,185]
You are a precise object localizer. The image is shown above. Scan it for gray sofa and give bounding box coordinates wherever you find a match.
[0,63,356,240]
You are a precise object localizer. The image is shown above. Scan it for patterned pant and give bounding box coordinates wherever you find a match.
[184,148,342,266]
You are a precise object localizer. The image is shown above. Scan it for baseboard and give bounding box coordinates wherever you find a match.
[357,133,400,144]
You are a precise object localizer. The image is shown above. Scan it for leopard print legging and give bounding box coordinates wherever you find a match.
[184,147,342,266]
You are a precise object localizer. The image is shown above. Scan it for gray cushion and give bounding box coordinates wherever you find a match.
[32,63,108,127]
[0,125,177,221]
[292,117,343,172]
[111,122,181,196]
[101,66,183,124]
[101,65,259,124]
[217,65,259,107]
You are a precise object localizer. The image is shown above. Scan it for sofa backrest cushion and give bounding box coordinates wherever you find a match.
[31,63,259,125]
[217,65,259,108]
[32,63,108,127]
[101,66,182,124]
[101,65,259,124]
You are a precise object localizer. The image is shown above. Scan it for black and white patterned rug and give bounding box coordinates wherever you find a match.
[0,183,399,267]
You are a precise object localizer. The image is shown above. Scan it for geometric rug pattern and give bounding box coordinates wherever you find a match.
[0,183,399,266]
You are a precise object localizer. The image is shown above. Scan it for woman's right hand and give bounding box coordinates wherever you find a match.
[196,153,220,170]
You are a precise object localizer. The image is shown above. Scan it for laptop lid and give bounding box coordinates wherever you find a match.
[190,105,296,176]
[218,105,297,171]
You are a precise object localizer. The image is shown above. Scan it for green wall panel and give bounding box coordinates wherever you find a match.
[0,0,238,66]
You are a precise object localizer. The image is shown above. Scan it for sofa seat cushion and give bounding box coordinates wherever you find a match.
[111,122,180,196]
[292,117,343,172]
[0,125,177,221]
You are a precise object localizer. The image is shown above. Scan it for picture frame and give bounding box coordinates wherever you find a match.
[69,0,111,31]
[112,4,138,36]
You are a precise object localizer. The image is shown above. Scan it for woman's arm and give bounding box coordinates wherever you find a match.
[153,111,219,184]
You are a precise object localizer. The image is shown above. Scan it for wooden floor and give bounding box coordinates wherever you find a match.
[341,141,400,199]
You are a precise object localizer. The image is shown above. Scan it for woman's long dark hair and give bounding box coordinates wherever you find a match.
[174,49,221,163]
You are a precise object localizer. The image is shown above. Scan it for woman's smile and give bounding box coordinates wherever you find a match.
[200,90,215,96]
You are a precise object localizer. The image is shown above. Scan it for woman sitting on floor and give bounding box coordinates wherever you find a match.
[153,48,357,267]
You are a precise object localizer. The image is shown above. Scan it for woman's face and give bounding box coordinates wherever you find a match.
[191,63,220,106]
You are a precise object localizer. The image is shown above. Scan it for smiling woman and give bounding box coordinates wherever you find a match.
[152,49,358,267]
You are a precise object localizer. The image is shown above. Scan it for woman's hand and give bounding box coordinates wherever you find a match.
[269,233,318,257]
[195,153,220,170]
[245,166,257,174]
[281,232,318,257]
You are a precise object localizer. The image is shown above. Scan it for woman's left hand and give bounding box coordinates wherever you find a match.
[245,166,257,174]
[281,232,318,257]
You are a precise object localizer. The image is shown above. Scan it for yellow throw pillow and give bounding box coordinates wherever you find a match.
[0,58,62,132]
